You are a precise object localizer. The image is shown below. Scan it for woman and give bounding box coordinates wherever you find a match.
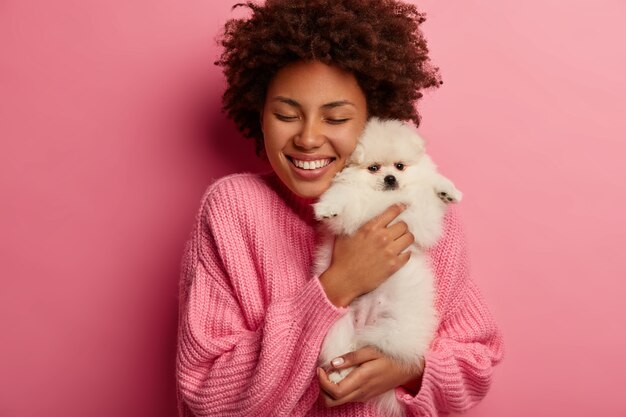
[175,1,504,416]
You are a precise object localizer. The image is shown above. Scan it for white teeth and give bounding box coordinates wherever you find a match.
[292,158,331,170]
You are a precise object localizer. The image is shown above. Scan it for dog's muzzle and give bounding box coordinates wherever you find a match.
[383,175,398,190]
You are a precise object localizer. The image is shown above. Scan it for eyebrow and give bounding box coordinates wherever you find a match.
[272,96,356,109]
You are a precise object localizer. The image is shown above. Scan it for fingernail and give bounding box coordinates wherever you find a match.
[331,357,344,367]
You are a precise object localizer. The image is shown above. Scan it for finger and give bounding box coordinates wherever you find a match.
[388,231,415,255]
[322,382,369,407]
[320,390,335,408]
[368,204,405,228]
[318,367,358,402]
[318,368,336,396]
[386,220,408,240]
[321,389,361,408]
[331,346,382,370]
[319,367,367,406]
[318,377,341,408]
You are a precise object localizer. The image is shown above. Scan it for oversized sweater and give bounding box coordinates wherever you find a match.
[175,172,504,417]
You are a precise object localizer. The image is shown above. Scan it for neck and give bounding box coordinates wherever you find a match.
[263,172,317,225]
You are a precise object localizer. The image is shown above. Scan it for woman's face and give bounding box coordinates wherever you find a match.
[261,60,368,199]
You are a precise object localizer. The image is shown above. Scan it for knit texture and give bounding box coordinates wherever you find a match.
[175,172,504,417]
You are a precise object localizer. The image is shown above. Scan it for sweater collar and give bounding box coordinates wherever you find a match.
[262,171,317,225]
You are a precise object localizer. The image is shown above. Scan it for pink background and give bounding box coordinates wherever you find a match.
[1,0,625,416]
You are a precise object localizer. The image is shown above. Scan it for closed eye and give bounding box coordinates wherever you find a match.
[325,118,350,125]
[274,113,299,122]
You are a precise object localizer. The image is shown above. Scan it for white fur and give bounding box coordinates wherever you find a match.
[314,118,462,417]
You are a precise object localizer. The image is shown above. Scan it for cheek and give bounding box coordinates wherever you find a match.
[364,172,380,188]
[333,119,366,155]
[334,131,361,156]
[262,123,289,152]
[338,142,358,158]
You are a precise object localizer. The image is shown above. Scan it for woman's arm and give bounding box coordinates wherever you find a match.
[398,205,505,416]
[316,206,504,415]
[176,190,345,417]
[399,285,504,417]
[177,260,339,417]
[317,346,423,407]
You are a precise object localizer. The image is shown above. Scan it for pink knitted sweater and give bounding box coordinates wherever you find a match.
[176,172,504,417]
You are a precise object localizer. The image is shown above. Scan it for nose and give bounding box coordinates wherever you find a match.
[293,119,324,150]
[384,175,396,186]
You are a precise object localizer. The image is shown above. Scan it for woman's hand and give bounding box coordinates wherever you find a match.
[319,204,414,307]
[317,346,424,407]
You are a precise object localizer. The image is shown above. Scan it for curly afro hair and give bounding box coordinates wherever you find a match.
[215,0,442,155]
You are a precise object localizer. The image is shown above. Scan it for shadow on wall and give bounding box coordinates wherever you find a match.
[162,82,270,409]
[194,88,270,176]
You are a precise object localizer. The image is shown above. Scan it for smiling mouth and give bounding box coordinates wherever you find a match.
[287,157,334,170]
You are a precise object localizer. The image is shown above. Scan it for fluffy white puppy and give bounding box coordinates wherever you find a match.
[314,117,462,417]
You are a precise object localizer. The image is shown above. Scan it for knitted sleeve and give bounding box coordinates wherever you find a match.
[398,205,505,417]
[175,187,345,417]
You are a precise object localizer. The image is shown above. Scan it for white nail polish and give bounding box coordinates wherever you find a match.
[332,357,344,367]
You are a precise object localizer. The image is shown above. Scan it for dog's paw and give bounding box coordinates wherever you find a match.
[327,371,343,384]
[437,190,462,204]
[313,202,339,220]
[327,367,354,384]
[435,181,462,204]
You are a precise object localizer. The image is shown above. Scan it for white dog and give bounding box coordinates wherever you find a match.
[314,117,462,417]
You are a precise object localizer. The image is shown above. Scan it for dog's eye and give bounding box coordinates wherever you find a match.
[367,164,380,172]
[395,163,405,171]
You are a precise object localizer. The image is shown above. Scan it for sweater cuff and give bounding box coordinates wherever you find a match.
[396,345,454,413]
[275,276,347,341]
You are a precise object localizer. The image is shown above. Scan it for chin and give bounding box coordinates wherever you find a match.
[284,179,327,199]
[312,117,463,417]
[291,186,323,199]
[286,170,340,199]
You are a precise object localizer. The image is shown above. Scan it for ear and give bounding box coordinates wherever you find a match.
[410,131,426,153]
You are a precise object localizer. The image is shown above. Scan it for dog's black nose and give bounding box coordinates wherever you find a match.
[384,175,396,186]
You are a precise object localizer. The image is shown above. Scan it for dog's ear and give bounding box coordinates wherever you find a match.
[348,143,365,165]
[409,131,426,154]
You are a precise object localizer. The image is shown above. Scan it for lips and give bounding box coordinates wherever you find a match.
[289,157,332,170]
[287,155,335,169]
[286,155,336,179]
